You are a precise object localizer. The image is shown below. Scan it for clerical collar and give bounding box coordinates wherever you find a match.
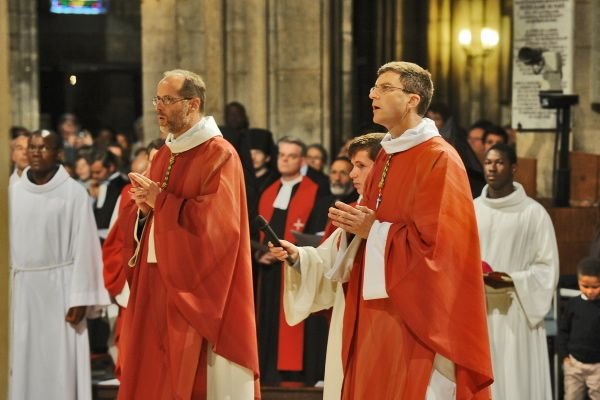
[479,182,527,209]
[380,117,440,155]
[21,165,70,193]
[273,175,303,210]
[165,116,223,153]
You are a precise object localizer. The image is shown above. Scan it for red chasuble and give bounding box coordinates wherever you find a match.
[118,137,260,399]
[103,184,132,299]
[258,177,318,371]
[341,137,493,399]
[102,184,134,376]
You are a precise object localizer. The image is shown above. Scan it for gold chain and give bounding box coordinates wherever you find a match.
[376,154,394,209]
[161,153,179,190]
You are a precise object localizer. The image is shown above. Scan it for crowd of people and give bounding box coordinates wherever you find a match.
[6,62,600,400]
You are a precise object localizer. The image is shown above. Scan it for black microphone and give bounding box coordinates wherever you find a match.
[255,215,295,265]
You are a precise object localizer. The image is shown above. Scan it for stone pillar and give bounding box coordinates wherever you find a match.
[267,0,331,144]
[141,0,225,140]
[224,0,268,128]
[574,0,600,154]
[0,0,11,396]
[142,0,333,146]
[329,0,354,153]
[8,0,38,130]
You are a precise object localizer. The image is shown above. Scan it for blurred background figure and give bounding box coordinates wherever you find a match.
[9,129,30,186]
[57,113,81,165]
[467,119,494,163]
[305,143,328,173]
[482,125,509,153]
[75,155,92,189]
[10,126,30,139]
[425,102,465,142]
[130,148,149,174]
[96,126,116,148]
[328,157,357,203]
[249,128,279,196]
[224,101,250,133]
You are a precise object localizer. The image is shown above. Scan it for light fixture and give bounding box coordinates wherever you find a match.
[69,75,77,86]
[458,27,499,58]
[458,29,472,48]
[480,28,499,50]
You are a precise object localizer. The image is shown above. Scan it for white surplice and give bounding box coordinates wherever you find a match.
[9,165,110,400]
[474,182,559,400]
[283,227,362,400]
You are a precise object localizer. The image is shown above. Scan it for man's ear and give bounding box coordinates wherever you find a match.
[190,97,202,112]
[409,93,421,110]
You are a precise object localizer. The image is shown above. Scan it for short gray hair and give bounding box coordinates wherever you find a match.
[163,69,207,112]
[377,61,434,116]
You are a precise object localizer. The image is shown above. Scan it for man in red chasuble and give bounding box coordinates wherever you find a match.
[117,69,259,399]
[256,136,329,386]
[328,61,493,399]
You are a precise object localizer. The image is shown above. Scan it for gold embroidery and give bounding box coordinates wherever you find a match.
[161,153,179,190]
[376,154,395,209]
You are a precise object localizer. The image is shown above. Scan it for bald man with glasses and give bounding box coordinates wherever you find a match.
[116,69,259,399]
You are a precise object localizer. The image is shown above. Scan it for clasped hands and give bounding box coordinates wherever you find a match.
[128,172,161,216]
[328,201,376,239]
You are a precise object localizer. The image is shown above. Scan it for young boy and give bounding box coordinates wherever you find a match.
[558,256,600,400]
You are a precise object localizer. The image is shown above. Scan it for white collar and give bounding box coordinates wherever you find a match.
[21,165,71,193]
[479,182,527,209]
[165,116,223,153]
[380,117,440,155]
[273,175,303,210]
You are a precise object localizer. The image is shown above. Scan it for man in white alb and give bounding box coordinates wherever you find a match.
[475,143,559,400]
[9,129,110,400]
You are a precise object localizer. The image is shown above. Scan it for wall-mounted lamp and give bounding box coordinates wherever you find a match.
[458,27,499,58]
[459,27,500,123]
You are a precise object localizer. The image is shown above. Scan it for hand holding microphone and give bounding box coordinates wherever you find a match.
[255,215,298,265]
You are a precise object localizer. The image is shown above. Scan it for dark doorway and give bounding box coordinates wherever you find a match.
[37,0,141,139]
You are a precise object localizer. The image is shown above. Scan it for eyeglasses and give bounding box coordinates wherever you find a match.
[27,145,57,154]
[369,84,413,95]
[151,95,192,106]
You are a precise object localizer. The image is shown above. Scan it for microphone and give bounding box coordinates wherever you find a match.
[255,215,295,265]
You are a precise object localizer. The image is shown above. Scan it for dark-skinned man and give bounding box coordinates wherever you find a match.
[9,129,109,400]
[475,143,559,400]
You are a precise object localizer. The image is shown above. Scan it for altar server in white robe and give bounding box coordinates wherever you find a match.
[474,143,559,400]
[268,133,383,400]
[9,130,110,400]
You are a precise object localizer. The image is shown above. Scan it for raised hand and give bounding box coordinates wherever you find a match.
[328,201,376,239]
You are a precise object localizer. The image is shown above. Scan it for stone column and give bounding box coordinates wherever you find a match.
[8,0,38,130]
[0,0,11,396]
[267,0,331,145]
[575,0,600,153]
[224,0,268,128]
[141,0,225,140]
[141,0,333,147]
